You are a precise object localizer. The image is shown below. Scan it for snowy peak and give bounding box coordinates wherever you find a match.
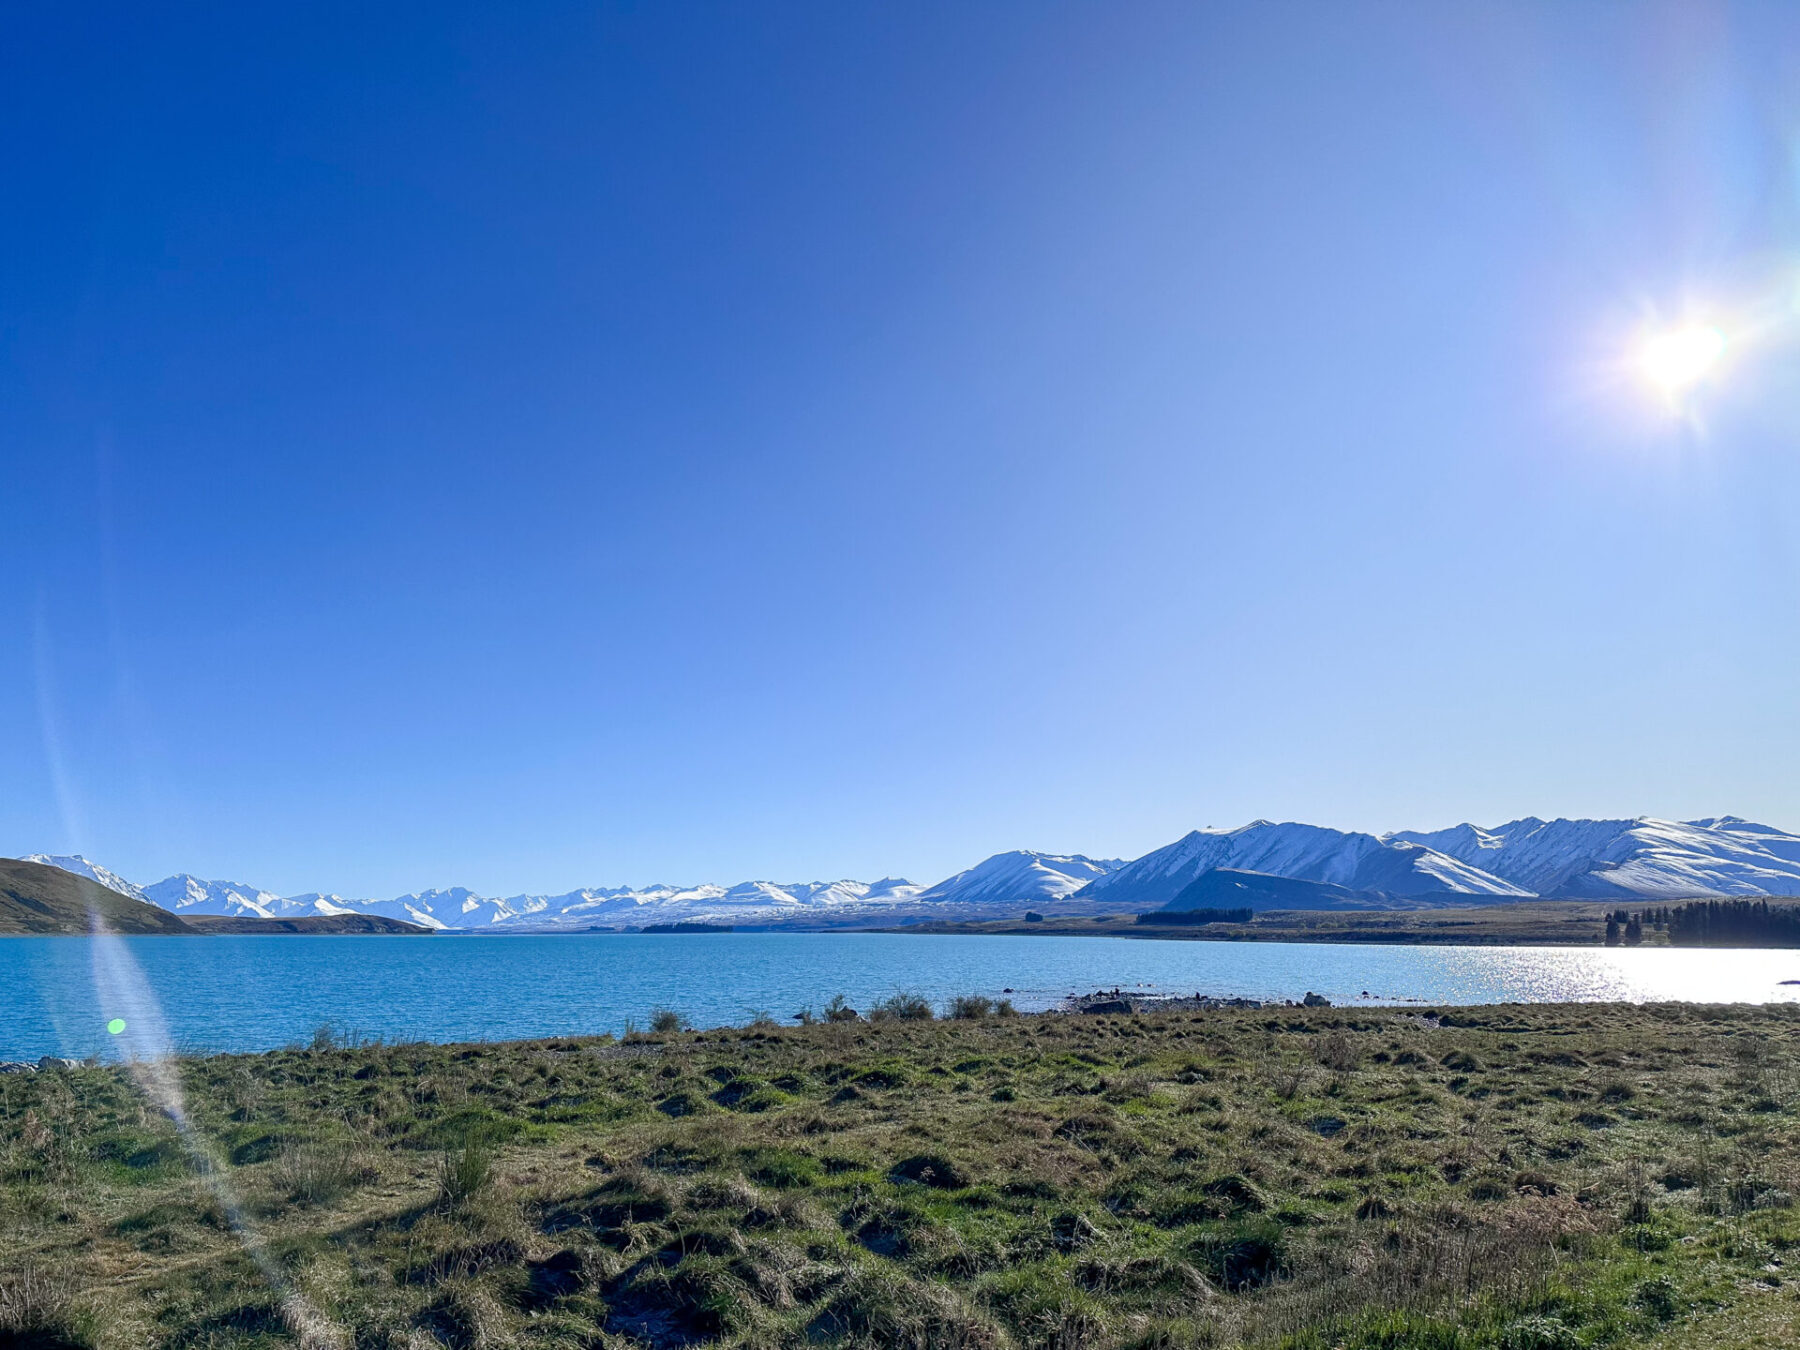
[26,813,1800,931]
[914,850,1124,907]
[379,888,517,927]
[278,893,370,918]
[1390,816,1800,898]
[486,877,927,927]
[141,874,288,919]
[1075,821,1529,910]
[863,877,920,900]
[1685,818,1800,866]
[23,854,145,900]
[323,876,934,930]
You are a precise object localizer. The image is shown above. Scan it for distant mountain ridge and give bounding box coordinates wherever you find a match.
[1386,817,1800,898]
[1072,821,1532,912]
[19,815,1800,929]
[142,874,289,919]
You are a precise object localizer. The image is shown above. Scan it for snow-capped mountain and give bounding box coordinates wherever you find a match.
[23,854,145,901]
[21,814,1800,929]
[10,858,936,930]
[1161,869,1392,913]
[279,893,378,918]
[912,851,1124,907]
[491,877,927,929]
[371,887,523,929]
[141,874,291,919]
[1072,822,1531,911]
[1692,817,1800,866]
[1388,817,1800,898]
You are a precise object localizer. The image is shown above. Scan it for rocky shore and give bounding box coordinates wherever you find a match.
[1063,987,1332,1014]
[0,1055,88,1074]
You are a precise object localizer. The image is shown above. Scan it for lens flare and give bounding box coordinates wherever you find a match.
[1638,324,1725,395]
[88,912,346,1348]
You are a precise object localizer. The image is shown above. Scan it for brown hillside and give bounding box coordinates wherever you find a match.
[0,858,194,935]
[182,913,431,935]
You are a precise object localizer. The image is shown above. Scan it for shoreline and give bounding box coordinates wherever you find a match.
[10,988,1800,1068]
[10,893,1800,948]
[870,902,1640,946]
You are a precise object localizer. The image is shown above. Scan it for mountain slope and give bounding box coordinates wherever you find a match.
[142,875,289,919]
[266,893,369,918]
[181,914,432,935]
[0,858,192,935]
[1160,869,1394,913]
[912,851,1123,907]
[28,814,1800,930]
[23,854,146,901]
[1388,817,1800,898]
[1074,822,1527,911]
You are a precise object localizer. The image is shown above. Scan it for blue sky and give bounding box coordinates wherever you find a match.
[5,2,1800,897]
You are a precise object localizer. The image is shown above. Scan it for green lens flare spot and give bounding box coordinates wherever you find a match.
[107,1018,127,1035]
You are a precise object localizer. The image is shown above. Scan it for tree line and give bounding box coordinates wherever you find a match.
[1604,899,1800,948]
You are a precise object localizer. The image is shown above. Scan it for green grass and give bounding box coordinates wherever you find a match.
[3,1002,1800,1347]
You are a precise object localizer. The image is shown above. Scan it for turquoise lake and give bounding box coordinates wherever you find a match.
[7,932,1800,1062]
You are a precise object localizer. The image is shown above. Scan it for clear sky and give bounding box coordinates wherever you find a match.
[5,2,1800,898]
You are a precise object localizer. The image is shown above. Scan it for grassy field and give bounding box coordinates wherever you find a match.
[4,1002,1800,1349]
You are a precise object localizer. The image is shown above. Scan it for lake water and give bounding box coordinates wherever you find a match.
[6,932,1800,1062]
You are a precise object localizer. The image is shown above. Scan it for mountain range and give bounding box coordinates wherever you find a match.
[19,815,1800,930]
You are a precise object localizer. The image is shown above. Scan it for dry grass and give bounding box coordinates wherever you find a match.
[2,1003,1799,1348]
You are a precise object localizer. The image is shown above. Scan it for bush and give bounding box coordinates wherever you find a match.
[650,1007,689,1034]
[824,994,861,1023]
[870,992,934,1022]
[947,995,994,1020]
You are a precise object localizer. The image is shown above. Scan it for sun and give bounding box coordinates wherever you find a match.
[1637,324,1725,396]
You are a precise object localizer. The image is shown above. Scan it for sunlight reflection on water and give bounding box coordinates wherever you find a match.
[5,933,1799,1061]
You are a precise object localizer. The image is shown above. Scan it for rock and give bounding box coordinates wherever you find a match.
[0,1062,37,1074]
[38,1056,84,1071]
[1082,999,1133,1015]
[1302,992,1332,1007]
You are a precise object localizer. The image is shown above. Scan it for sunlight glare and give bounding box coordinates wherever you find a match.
[1638,324,1725,396]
